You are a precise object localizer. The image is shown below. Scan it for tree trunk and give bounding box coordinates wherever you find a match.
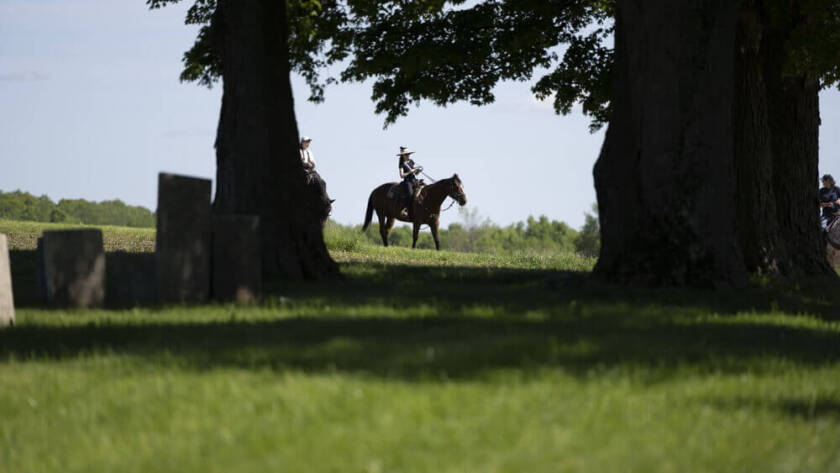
[731,0,833,279]
[594,0,748,286]
[213,0,339,280]
[733,3,781,275]
[760,6,833,277]
[594,0,834,286]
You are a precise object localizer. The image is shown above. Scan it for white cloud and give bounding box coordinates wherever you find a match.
[0,71,49,82]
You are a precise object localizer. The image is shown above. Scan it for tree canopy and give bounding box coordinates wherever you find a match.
[148,0,613,129]
[150,0,838,132]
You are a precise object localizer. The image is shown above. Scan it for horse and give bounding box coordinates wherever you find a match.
[362,174,467,250]
[304,169,333,225]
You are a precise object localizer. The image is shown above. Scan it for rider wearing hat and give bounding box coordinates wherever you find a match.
[397,146,422,217]
[300,136,315,172]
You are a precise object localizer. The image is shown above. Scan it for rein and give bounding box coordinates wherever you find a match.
[440,199,457,212]
[418,169,458,213]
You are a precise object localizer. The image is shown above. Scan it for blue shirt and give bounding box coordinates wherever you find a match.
[819,185,840,219]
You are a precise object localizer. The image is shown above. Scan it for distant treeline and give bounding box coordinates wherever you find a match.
[325,206,600,257]
[0,190,155,228]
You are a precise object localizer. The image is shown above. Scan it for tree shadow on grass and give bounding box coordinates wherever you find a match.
[2,311,838,383]
[273,261,840,322]
[6,249,840,382]
[708,397,840,422]
[10,248,840,320]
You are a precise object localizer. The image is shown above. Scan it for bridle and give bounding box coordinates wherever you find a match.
[416,172,464,214]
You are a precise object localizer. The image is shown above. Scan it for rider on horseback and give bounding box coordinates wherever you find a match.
[820,174,840,230]
[397,146,422,218]
[300,136,316,174]
[299,135,334,220]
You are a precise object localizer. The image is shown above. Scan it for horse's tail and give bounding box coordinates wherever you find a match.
[362,190,375,231]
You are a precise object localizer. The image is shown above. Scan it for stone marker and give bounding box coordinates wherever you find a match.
[156,173,212,304]
[0,234,15,326]
[213,215,261,304]
[35,237,46,303]
[41,229,105,308]
[106,252,156,307]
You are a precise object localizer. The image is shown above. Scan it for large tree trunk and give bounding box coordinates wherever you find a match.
[594,0,748,286]
[594,0,834,286]
[213,0,339,280]
[733,3,781,275]
[761,7,833,277]
[731,0,832,278]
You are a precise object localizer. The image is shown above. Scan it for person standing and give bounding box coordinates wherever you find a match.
[819,174,840,230]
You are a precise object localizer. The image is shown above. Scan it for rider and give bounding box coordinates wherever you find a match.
[820,174,840,230]
[300,136,315,174]
[398,146,422,218]
[299,135,334,214]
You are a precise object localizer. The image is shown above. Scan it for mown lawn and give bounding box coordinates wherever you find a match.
[1,219,840,472]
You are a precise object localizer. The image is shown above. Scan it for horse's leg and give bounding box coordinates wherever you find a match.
[377,211,388,247]
[431,218,441,251]
[384,217,396,247]
[412,221,421,249]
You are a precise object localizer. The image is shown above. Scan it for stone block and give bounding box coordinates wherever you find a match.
[36,237,46,303]
[0,234,15,326]
[106,252,156,307]
[41,229,105,308]
[156,173,212,303]
[212,215,261,303]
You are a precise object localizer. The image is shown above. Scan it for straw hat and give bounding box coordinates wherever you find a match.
[397,146,415,156]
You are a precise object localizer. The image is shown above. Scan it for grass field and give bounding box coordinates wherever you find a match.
[2,219,840,472]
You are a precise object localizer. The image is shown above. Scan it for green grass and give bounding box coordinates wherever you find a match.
[0,218,155,253]
[2,221,840,472]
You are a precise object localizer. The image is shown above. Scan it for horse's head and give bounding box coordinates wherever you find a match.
[448,174,467,206]
[305,172,332,224]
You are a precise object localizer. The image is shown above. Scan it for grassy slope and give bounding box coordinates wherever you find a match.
[1,220,840,472]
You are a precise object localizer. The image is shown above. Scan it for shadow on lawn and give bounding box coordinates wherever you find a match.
[9,249,840,320]
[2,312,839,383]
[283,261,840,322]
[5,249,840,383]
[709,397,840,422]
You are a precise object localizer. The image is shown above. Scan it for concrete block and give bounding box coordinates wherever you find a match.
[0,234,14,326]
[41,229,105,308]
[106,252,156,307]
[156,173,212,303]
[213,215,261,303]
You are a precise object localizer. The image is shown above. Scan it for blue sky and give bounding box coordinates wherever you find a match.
[1,0,839,230]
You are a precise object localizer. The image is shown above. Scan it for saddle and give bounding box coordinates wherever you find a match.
[387,181,424,219]
[386,180,425,202]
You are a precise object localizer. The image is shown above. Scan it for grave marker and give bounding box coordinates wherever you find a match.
[213,215,261,303]
[41,229,105,308]
[156,173,212,303]
[0,234,15,326]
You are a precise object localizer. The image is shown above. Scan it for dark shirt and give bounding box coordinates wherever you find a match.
[400,159,417,183]
[819,185,840,219]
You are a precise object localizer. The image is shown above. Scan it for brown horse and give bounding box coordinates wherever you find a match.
[362,174,467,250]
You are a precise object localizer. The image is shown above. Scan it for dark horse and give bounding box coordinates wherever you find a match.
[362,174,467,250]
[305,170,333,225]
